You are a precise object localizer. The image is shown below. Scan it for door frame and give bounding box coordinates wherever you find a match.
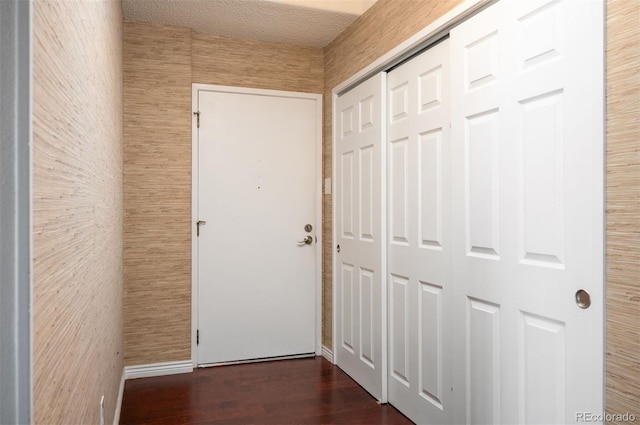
[191,84,323,367]
[0,0,32,421]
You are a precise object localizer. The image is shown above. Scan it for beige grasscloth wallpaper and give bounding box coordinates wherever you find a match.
[604,0,640,421]
[192,33,324,93]
[123,23,193,365]
[121,0,638,421]
[32,0,123,423]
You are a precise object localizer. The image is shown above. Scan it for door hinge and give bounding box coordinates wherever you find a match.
[194,111,201,128]
[196,329,199,345]
[197,220,206,237]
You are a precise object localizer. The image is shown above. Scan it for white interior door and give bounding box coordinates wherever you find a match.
[386,38,452,424]
[196,87,320,365]
[334,73,386,401]
[450,1,604,424]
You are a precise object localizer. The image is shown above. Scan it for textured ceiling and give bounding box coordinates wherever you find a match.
[122,0,376,48]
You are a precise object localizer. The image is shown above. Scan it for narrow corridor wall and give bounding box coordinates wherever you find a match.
[32,1,124,423]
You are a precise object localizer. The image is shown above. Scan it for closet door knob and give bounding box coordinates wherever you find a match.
[575,290,591,309]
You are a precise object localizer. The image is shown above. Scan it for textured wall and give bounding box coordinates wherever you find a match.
[192,33,324,92]
[123,23,324,366]
[123,22,193,365]
[32,1,123,424]
[605,0,640,422]
[321,0,463,349]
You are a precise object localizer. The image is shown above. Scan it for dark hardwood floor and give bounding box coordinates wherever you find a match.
[120,356,413,425]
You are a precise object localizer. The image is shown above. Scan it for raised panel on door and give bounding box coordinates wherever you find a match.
[390,273,409,386]
[360,145,375,242]
[518,90,565,267]
[340,151,355,239]
[360,267,375,365]
[341,263,355,353]
[419,281,444,409]
[520,312,566,425]
[334,72,386,402]
[419,130,443,250]
[389,138,409,246]
[386,38,452,424]
[465,109,500,259]
[451,1,604,423]
[467,298,501,425]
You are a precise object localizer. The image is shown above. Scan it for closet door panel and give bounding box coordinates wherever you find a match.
[335,72,386,402]
[451,1,604,423]
[387,38,452,425]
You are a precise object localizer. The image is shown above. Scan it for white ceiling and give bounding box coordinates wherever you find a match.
[122,0,377,48]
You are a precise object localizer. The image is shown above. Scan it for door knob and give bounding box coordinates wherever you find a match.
[298,235,313,245]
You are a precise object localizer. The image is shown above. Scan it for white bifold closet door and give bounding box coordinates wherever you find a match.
[450,1,604,424]
[386,39,452,424]
[335,73,386,401]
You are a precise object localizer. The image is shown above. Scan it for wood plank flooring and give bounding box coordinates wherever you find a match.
[120,356,413,424]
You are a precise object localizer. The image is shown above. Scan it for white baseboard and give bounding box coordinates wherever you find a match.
[113,369,125,425]
[321,345,334,364]
[124,360,193,380]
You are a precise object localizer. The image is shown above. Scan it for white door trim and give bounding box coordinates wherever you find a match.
[191,83,323,367]
[331,0,492,376]
[0,0,32,421]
